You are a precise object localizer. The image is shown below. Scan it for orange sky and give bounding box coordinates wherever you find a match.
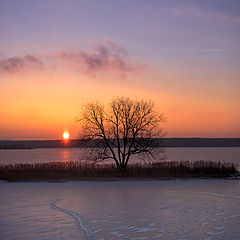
[1,63,239,139]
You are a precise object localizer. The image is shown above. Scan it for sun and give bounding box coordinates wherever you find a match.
[63,131,70,140]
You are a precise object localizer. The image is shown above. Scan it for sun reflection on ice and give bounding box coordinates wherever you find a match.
[61,149,71,162]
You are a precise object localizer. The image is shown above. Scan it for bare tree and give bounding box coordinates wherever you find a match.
[78,97,165,174]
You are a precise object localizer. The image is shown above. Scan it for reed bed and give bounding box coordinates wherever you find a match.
[0,160,238,181]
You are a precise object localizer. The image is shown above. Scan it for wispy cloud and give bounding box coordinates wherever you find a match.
[0,55,45,74]
[57,40,135,77]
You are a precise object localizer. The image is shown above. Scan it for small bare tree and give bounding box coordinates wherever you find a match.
[78,97,165,174]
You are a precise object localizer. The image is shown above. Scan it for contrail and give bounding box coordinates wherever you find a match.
[51,200,93,240]
[198,49,224,53]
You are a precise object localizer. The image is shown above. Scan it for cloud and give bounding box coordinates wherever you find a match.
[57,40,135,77]
[0,41,139,78]
[0,54,44,74]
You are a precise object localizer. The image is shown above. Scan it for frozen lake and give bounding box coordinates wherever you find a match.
[0,147,239,166]
[0,180,239,240]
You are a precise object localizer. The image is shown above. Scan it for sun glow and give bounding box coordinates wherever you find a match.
[63,131,70,140]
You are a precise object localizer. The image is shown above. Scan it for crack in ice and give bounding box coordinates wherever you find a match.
[50,200,92,240]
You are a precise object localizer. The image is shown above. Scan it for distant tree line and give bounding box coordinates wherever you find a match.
[0,144,33,149]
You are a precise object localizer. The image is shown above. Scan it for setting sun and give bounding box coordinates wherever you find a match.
[63,131,70,140]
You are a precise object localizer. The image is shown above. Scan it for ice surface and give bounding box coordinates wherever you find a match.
[0,180,239,240]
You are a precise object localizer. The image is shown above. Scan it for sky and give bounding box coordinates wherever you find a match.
[0,0,240,139]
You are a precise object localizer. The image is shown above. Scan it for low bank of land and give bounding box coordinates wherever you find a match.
[0,160,238,181]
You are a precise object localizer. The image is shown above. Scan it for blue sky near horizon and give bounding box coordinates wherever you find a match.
[0,0,239,139]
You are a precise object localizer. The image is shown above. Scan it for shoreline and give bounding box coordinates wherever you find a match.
[2,177,240,183]
[1,138,240,149]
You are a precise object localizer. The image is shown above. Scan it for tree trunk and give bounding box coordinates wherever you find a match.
[120,164,127,177]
